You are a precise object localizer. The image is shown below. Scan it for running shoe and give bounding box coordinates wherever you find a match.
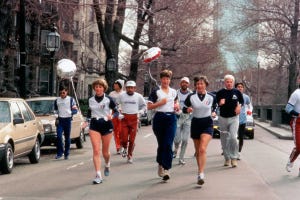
[224,159,230,166]
[162,170,170,181]
[286,161,293,172]
[127,157,133,164]
[231,159,237,168]
[197,174,205,185]
[104,167,110,176]
[179,159,186,165]
[93,175,103,184]
[122,149,127,158]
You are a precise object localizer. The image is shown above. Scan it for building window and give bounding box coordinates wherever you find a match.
[39,69,49,95]
[73,51,78,63]
[87,58,93,73]
[73,20,79,38]
[89,32,94,48]
[97,33,102,51]
[89,6,94,22]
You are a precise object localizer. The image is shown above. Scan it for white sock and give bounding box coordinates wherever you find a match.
[105,162,110,168]
[199,172,205,179]
[96,171,102,178]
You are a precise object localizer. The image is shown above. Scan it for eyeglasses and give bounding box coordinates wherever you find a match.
[59,91,66,95]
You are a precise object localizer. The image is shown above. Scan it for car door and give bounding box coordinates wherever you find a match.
[17,101,37,152]
[70,111,84,139]
[9,101,28,155]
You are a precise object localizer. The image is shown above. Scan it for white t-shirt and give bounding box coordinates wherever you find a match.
[288,88,300,113]
[148,87,177,112]
[55,96,75,118]
[117,92,146,114]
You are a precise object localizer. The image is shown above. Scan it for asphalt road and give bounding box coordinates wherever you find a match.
[0,125,299,200]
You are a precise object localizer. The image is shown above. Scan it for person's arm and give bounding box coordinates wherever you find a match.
[147,87,167,110]
[285,103,299,116]
[182,93,193,113]
[108,96,119,118]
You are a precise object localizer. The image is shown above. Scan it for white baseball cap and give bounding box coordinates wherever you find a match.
[180,77,190,84]
[125,80,136,87]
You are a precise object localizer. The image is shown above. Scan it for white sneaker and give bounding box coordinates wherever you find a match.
[93,175,103,184]
[197,173,205,185]
[127,158,133,164]
[286,161,293,172]
[179,159,186,165]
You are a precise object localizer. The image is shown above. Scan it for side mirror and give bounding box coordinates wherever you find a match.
[13,118,24,125]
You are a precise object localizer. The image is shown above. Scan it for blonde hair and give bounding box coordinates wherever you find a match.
[224,74,235,82]
[92,79,108,92]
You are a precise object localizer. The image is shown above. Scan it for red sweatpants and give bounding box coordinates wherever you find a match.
[112,117,121,151]
[289,117,300,162]
[120,114,138,158]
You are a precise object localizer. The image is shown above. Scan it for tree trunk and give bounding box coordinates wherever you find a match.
[288,0,299,97]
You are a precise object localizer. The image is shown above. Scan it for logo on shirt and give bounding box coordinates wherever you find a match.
[232,95,238,100]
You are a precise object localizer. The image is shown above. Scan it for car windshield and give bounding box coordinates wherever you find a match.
[27,100,55,116]
[0,101,11,123]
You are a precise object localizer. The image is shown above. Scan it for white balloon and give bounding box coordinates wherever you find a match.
[56,59,77,79]
[143,47,161,63]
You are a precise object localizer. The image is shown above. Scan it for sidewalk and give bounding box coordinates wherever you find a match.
[255,120,293,140]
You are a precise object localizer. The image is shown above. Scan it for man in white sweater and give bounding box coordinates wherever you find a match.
[117,81,146,163]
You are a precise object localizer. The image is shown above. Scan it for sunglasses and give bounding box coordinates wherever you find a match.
[59,91,67,95]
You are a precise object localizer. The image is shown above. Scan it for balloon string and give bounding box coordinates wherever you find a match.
[148,62,158,87]
[70,77,81,113]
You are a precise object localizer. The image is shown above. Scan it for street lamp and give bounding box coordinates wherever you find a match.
[144,73,150,96]
[106,56,117,71]
[46,24,60,96]
[256,55,262,106]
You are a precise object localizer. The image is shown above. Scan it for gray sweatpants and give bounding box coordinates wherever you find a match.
[219,115,239,160]
[174,114,191,160]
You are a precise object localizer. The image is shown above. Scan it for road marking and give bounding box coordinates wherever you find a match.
[144,133,152,138]
[67,162,84,170]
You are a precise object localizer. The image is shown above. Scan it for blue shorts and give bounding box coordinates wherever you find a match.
[190,117,213,139]
[90,118,113,135]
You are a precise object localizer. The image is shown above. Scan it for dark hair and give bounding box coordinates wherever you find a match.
[235,82,244,88]
[193,75,209,86]
[160,69,172,79]
[59,85,68,91]
[114,81,122,89]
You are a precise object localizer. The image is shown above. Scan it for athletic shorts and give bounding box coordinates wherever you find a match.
[190,117,213,139]
[90,118,113,135]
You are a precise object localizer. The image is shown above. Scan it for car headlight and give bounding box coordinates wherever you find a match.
[43,124,52,133]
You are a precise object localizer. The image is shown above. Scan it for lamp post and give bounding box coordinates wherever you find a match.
[144,73,150,96]
[46,24,60,96]
[106,55,117,92]
[256,55,261,106]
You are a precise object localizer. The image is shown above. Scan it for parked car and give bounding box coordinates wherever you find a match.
[212,113,255,139]
[0,98,44,174]
[139,97,154,126]
[26,97,85,149]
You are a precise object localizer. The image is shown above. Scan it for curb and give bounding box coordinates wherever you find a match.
[255,122,293,140]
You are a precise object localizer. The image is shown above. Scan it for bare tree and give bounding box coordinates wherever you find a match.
[236,0,300,98]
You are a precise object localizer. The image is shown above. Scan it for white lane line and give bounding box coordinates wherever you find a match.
[67,162,84,170]
[144,133,152,138]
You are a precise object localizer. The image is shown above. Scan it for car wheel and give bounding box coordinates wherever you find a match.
[76,131,84,149]
[29,139,40,164]
[0,143,14,174]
